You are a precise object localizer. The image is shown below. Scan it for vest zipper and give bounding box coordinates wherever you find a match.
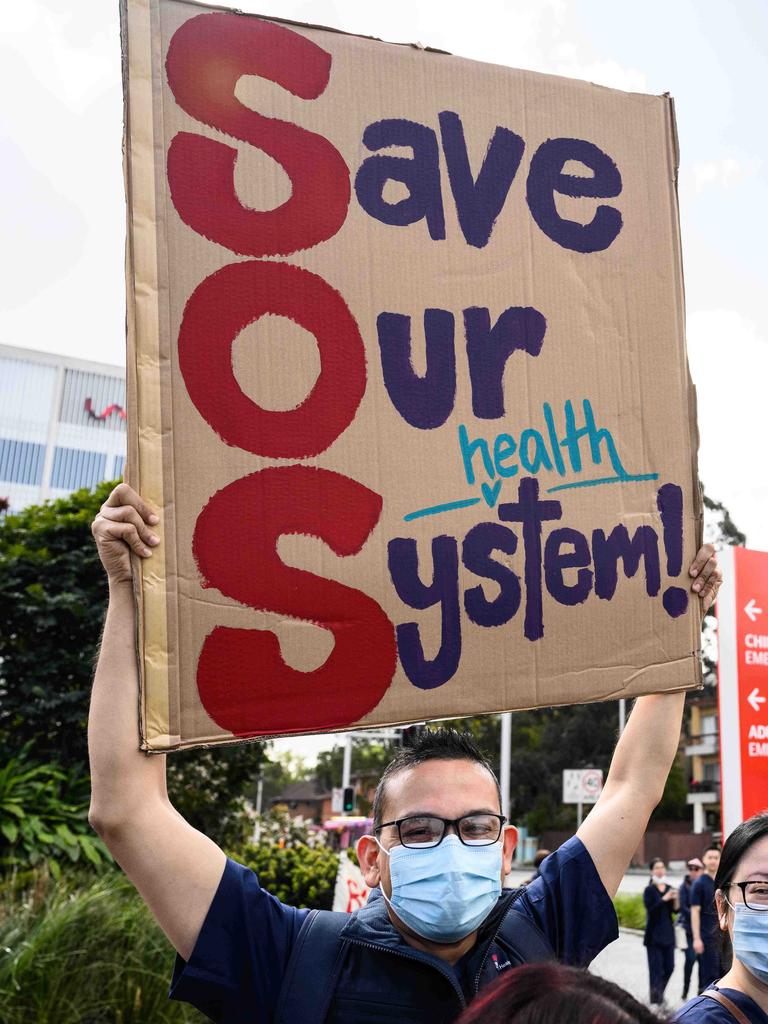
[343,936,467,1010]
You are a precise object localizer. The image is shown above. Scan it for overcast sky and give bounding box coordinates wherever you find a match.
[2,1,766,761]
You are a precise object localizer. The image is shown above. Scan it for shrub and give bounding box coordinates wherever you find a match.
[0,748,109,877]
[239,842,340,909]
[613,892,645,930]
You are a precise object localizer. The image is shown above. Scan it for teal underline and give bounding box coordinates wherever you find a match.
[545,472,660,494]
[403,472,660,521]
[403,497,481,522]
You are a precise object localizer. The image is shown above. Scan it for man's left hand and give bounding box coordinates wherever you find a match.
[688,544,722,610]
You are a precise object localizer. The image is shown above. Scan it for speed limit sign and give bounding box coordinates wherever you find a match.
[562,768,604,805]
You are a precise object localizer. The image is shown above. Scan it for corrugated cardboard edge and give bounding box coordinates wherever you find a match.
[664,93,704,688]
[121,0,176,750]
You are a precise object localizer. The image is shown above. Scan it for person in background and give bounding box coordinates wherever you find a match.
[680,859,705,1000]
[673,812,768,1023]
[644,857,680,1008]
[692,846,724,992]
[457,962,670,1023]
[524,849,551,885]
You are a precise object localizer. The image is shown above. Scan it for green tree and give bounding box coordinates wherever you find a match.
[0,483,268,851]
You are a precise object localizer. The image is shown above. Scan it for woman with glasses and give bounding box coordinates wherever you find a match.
[673,812,768,1023]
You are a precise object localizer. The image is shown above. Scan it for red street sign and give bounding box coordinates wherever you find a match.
[718,547,768,836]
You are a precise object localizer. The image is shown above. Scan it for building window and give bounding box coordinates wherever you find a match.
[51,447,106,491]
[0,438,46,486]
[701,714,717,735]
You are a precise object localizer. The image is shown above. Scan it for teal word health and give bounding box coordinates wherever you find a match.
[458,399,656,493]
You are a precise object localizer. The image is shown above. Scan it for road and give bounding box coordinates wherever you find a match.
[504,867,696,1013]
[591,928,691,1013]
[505,867,690,894]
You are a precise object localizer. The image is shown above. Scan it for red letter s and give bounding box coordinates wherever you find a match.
[166,13,350,256]
[192,466,397,736]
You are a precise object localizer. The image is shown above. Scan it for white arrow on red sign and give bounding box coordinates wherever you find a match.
[747,688,767,713]
[745,599,763,622]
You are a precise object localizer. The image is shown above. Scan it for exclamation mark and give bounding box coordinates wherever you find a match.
[657,483,688,618]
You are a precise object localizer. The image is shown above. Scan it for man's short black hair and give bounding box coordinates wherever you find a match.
[372,727,501,829]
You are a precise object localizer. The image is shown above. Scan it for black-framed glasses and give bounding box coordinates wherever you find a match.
[723,881,768,912]
[375,813,506,848]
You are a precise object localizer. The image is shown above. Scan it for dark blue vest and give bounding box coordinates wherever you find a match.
[276,887,554,1024]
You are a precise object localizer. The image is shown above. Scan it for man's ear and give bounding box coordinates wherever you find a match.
[356,835,382,888]
[502,825,519,876]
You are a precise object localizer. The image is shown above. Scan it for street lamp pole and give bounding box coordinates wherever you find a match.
[500,713,512,820]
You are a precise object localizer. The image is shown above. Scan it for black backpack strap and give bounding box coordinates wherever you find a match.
[274,909,349,1024]
[496,888,556,964]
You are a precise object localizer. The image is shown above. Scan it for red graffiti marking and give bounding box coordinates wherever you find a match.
[84,398,126,421]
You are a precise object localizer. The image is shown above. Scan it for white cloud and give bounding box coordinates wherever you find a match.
[684,156,762,195]
[687,308,768,550]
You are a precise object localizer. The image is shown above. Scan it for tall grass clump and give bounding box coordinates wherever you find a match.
[0,869,205,1023]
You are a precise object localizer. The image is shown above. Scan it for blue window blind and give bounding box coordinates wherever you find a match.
[113,454,126,479]
[51,447,106,491]
[0,438,45,486]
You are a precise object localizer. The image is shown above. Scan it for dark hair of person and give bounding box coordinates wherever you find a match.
[703,844,722,856]
[713,812,768,969]
[371,728,500,829]
[649,857,665,872]
[458,963,668,1024]
[533,849,551,869]
[715,813,768,891]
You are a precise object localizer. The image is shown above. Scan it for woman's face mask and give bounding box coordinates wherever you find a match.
[376,834,503,944]
[731,903,768,985]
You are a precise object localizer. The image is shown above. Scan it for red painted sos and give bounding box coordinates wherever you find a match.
[166,13,396,735]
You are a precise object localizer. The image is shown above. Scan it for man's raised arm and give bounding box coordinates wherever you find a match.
[577,543,722,898]
[88,483,226,960]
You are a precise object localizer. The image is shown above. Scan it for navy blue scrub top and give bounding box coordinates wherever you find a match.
[673,984,768,1023]
[169,835,618,1023]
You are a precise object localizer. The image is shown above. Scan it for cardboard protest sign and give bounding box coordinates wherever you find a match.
[121,0,702,752]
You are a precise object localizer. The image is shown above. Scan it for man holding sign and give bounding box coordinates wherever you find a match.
[88,483,720,1023]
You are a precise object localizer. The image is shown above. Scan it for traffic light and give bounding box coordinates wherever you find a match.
[342,786,355,813]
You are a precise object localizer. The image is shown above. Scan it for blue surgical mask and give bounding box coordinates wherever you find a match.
[377,834,503,943]
[732,903,768,985]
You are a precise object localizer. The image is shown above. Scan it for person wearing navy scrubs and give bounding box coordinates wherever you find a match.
[692,847,723,992]
[644,857,679,1006]
[673,814,768,1024]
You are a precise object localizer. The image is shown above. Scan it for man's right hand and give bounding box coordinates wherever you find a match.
[693,937,705,955]
[91,482,161,584]
[88,481,227,961]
